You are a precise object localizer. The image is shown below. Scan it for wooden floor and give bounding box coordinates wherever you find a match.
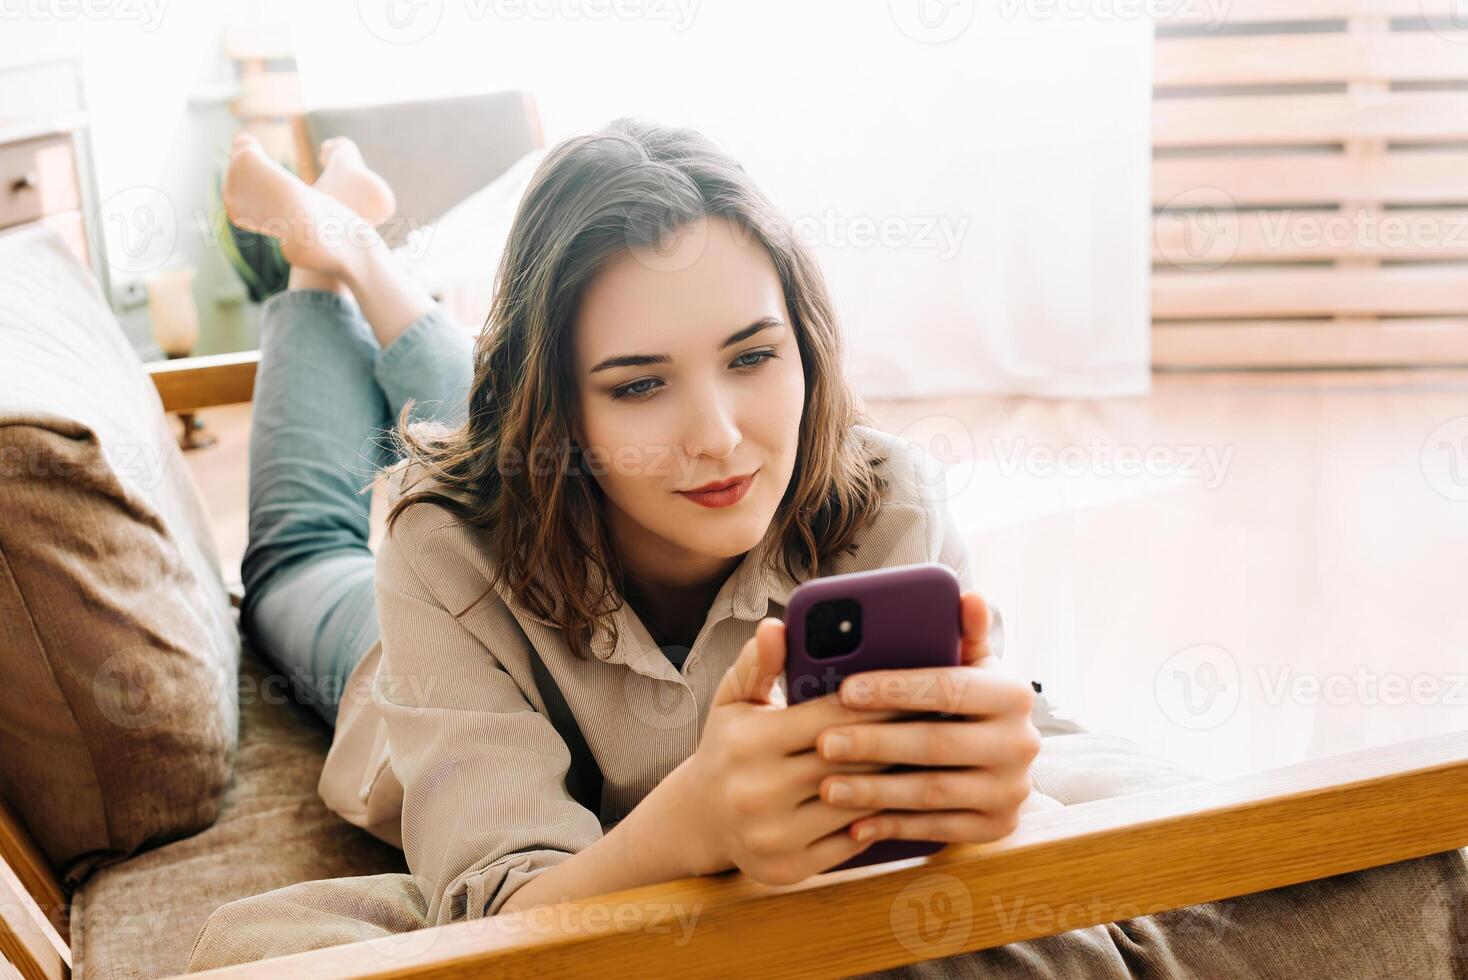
[183,370,1468,779]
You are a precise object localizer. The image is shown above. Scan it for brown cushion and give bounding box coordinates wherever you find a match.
[0,226,239,882]
[72,648,408,980]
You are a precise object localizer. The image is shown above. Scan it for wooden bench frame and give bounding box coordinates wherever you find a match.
[2,350,1466,980]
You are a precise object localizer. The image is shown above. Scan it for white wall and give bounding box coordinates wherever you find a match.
[2,0,1153,388]
[292,0,1154,398]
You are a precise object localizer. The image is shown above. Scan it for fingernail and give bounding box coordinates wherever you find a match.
[827,781,853,805]
[843,681,871,705]
[823,733,852,759]
[854,822,878,842]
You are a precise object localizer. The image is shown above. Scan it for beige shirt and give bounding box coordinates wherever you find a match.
[318,424,981,926]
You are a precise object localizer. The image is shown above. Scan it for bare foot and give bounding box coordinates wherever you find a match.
[221,133,382,280]
[314,137,396,227]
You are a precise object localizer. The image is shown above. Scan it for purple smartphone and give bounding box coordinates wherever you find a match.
[783,561,963,872]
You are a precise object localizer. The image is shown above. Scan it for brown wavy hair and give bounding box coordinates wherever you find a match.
[386,117,889,659]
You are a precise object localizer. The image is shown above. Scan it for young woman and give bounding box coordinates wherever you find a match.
[209,121,1468,978]
[222,118,1042,925]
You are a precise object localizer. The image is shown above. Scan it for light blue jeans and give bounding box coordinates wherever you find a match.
[240,289,473,726]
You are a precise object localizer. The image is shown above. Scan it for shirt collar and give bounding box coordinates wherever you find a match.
[588,520,804,666]
[485,517,804,665]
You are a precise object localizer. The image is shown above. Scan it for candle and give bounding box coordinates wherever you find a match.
[147,265,200,359]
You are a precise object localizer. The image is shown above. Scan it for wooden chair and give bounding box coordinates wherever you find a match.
[0,352,1465,979]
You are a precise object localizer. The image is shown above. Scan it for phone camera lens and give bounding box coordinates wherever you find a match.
[806,599,862,660]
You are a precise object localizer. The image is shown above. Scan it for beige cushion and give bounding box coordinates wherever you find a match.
[73,648,408,980]
[0,226,239,882]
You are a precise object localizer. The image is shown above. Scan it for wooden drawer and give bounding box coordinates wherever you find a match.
[0,134,80,231]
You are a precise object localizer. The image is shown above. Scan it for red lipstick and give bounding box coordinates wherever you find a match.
[677,471,757,508]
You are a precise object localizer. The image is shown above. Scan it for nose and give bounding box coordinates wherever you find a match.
[681,383,741,463]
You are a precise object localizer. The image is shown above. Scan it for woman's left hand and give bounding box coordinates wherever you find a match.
[816,591,1043,845]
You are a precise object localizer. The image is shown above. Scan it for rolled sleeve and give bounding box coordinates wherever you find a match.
[373,511,603,924]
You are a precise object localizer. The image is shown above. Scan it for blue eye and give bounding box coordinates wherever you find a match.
[609,349,779,402]
[611,378,660,401]
[732,349,778,369]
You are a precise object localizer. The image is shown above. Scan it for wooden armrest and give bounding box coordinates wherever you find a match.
[0,800,69,980]
[0,860,68,980]
[146,351,260,414]
[182,731,1468,979]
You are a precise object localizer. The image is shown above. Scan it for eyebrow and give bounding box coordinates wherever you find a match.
[588,316,784,374]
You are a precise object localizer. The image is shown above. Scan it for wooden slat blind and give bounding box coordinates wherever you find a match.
[1151,2,1468,369]
[1156,0,1465,26]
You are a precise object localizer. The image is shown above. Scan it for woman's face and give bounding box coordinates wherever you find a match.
[572,215,806,573]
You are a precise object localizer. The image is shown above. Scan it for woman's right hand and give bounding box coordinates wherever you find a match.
[669,618,904,885]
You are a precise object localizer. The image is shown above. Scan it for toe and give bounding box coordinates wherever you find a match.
[323,137,362,171]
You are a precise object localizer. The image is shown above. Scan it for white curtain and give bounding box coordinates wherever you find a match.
[294,0,1154,398]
